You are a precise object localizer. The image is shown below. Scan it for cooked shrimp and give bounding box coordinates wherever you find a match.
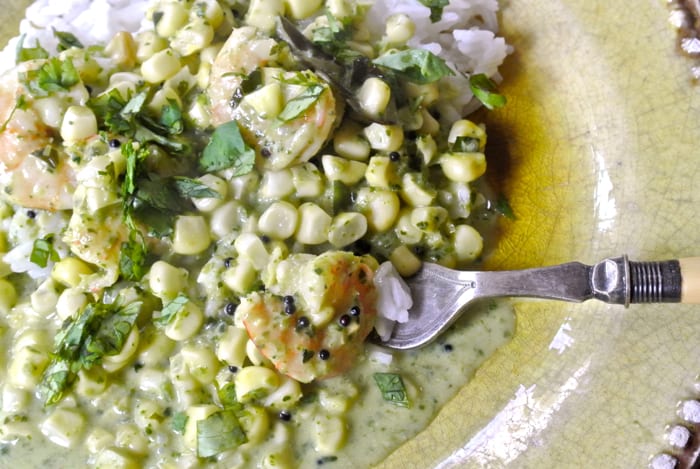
[238,251,377,383]
[207,26,339,170]
[0,62,76,210]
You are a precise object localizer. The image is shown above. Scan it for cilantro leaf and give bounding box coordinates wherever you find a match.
[469,73,506,110]
[20,57,80,97]
[53,29,84,51]
[15,34,49,62]
[172,177,220,199]
[30,234,60,268]
[172,412,188,434]
[197,410,247,458]
[418,0,449,22]
[119,229,147,281]
[493,194,516,220]
[154,294,188,326]
[38,298,142,406]
[278,84,325,121]
[373,372,410,407]
[373,49,455,84]
[160,99,184,135]
[199,120,255,174]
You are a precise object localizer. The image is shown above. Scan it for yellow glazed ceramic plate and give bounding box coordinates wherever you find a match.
[2,1,699,468]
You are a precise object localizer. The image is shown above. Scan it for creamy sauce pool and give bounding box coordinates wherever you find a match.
[1,301,514,467]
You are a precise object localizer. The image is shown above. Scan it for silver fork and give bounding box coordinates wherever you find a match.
[378,256,700,350]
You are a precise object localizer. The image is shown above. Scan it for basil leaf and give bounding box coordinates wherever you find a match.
[15,34,49,62]
[373,372,410,407]
[172,177,220,199]
[172,412,188,434]
[278,84,325,121]
[418,0,449,22]
[53,29,84,51]
[469,73,506,110]
[30,235,59,268]
[38,359,73,406]
[155,294,188,326]
[197,410,247,458]
[199,120,255,174]
[373,49,454,84]
[20,57,80,97]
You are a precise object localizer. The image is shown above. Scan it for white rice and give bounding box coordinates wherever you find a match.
[367,0,511,120]
[0,0,149,73]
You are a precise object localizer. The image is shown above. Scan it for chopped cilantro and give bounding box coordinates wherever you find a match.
[38,298,142,406]
[493,194,516,220]
[154,294,189,326]
[119,229,147,281]
[172,412,188,434]
[373,372,410,407]
[172,177,220,200]
[278,84,326,121]
[418,0,449,22]
[469,73,506,110]
[196,410,247,458]
[53,29,84,51]
[199,120,255,174]
[30,234,59,268]
[373,49,454,84]
[20,57,80,97]
[15,34,49,62]
[160,99,184,135]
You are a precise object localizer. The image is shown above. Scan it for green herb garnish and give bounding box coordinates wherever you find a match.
[15,34,49,62]
[278,84,325,122]
[154,294,189,326]
[30,234,59,268]
[469,73,506,110]
[53,29,84,51]
[418,0,449,22]
[493,194,516,220]
[20,57,80,97]
[172,412,188,434]
[199,120,255,174]
[38,298,142,406]
[373,372,410,407]
[373,49,454,84]
[196,410,247,458]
